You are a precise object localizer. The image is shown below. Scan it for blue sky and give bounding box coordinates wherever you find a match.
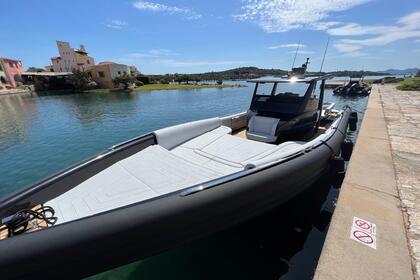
[1,0,419,74]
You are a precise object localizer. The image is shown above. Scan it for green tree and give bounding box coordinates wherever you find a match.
[160,78,170,84]
[136,75,150,85]
[193,77,201,84]
[216,79,223,85]
[182,74,190,84]
[68,70,92,91]
[113,74,137,89]
[26,67,45,73]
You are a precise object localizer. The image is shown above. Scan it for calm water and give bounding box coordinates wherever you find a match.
[0,84,368,279]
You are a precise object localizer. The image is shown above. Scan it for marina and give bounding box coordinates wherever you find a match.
[0,75,355,278]
[1,0,419,278]
[1,76,420,279]
[0,82,368,279]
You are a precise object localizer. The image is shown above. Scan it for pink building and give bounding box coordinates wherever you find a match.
[0,57,24,89]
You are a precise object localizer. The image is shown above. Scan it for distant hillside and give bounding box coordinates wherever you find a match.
[149,67,288,82]
[381,68,419,76]
[326,70,391,77]
[148,67,390,82]
[199,67,289,80]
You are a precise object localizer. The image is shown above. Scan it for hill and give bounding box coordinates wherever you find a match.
[149,67,288,82]
[381,68,419,76]
[148,67,390,83]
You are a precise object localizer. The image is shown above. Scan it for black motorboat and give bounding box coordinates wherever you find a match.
[333,78,371,96]
[0,75,355,279]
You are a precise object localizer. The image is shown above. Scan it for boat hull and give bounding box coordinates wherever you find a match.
[0,109,351,279]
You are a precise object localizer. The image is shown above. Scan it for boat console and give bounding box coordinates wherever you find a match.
[246,75,331,143]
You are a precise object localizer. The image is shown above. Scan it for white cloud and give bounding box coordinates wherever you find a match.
[332,11,420,56]
[328,23,392,36]
[148,49,176,56]
[125,52,155,58]
[117,51,243,69]
[105,20,128,29]
[234,0,370,32]
[343,51,367,57]
[133,1,201,20]
[269,43,306,49]
[156,59,244,67]
[287,50,314,54]
[124,49,178,58]
[334,43,362,53]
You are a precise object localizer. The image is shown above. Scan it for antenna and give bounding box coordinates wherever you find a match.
[291,41,300,69]
[319,37,330,73]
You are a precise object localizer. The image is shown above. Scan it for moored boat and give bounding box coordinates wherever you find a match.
[333,78,371,96]
[0,75,355,279]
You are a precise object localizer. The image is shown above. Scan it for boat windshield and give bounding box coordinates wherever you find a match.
[255,82,311,97]
[250,81,318,118]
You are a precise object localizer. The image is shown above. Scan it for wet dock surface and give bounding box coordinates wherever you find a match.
[315,84,417,279]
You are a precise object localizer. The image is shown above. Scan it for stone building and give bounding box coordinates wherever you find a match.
[86,62,131,89]
[48,41,95,73]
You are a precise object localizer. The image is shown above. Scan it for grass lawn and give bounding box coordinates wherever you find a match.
[397,77,420,91]
[86,83,244,94]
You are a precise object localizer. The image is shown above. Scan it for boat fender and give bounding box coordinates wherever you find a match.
[341,139,354,161]
[330,156,345,174]
[349,112,358,131]
[330,156,345,188]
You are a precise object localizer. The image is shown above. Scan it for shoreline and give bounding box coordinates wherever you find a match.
[0,88,32,96]
[0,84,245,97]
[85,83,245,94]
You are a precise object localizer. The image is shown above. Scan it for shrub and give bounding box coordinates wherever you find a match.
[26,67,45,73]
[113,74,137,89]
[216,79,223,85]
[14,74,23,83]
[85,81,98,90]
[373,77,404,84]
[397,78,420,91]
[136,75,150,85]
[135,81,144,87]
[160,78,170,84]
[68,70,93,91]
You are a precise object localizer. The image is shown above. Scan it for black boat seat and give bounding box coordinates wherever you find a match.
[246,115,282,143]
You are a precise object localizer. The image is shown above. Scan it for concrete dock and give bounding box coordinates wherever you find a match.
[314,84,420,280]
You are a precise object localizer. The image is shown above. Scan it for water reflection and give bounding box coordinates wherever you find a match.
[60,92,140,128]
[0,94,37,152]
